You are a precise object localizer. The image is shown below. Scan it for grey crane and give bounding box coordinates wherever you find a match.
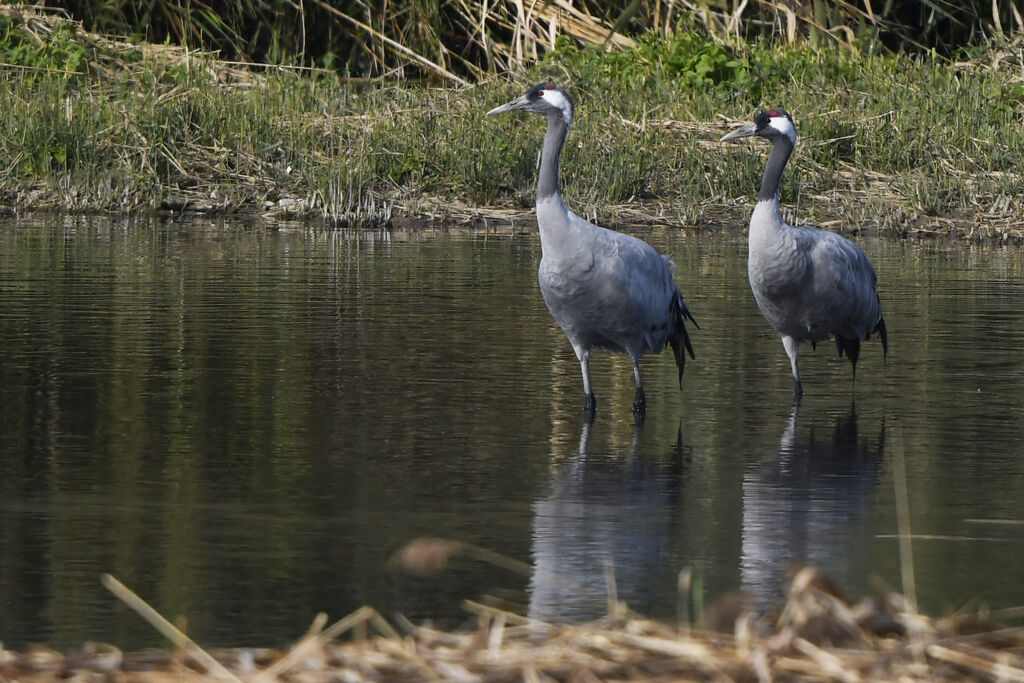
[487,83,697,415]
[720,109,887,398]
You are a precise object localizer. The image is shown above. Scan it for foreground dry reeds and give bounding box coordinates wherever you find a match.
[3,560,1022,682]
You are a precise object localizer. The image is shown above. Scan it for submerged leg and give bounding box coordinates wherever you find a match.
[631,358,646,415]
[579,352,597,415]
[782,335,804,398]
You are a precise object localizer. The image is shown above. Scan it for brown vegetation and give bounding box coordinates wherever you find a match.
[3,561,1022,681]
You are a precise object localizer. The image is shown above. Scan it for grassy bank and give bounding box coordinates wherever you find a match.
[1,10,1023,237]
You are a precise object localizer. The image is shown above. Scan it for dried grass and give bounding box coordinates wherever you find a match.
[0,6,263,85]
[2,559,1022,682]
[3,7,1024,236]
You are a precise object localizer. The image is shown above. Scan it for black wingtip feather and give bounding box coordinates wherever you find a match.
[668,293,696,388]
[876,317,888,358]
[670,328,693,387]
[836,335,861,366]
[836,314,887,374]
[685,309,700,331]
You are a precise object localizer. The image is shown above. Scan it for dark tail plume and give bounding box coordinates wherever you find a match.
[835,334,861,367]
[875,316,888,359]
[873,291,888,361]
[668,291,698,387]
[838,309,888,375]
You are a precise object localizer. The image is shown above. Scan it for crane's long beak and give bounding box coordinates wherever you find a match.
[486,94,530,116]
[720,121,757,142]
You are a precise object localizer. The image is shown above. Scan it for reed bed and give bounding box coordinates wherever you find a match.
[2,562,1023,682]
[52,0,1024,76]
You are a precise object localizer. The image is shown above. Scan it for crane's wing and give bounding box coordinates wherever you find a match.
[802,228,883,341]
[590,223,686,353]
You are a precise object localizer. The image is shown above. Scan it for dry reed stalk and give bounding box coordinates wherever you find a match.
[100,574,242,683]
[3,565,1024,682]
[304,0,471,86]
[466,0,633,71]
[926,643,1024,681]
[537,0,635,49]
[0,6,259,85]
[251,606,398,681]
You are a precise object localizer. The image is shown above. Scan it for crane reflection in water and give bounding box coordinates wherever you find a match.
[741,404,886,611]
[528,419,686,623]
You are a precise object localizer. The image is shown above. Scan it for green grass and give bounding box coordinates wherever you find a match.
[1,11,1023,236]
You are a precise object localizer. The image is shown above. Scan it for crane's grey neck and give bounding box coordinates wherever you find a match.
[537,111,569,202]
[758,136,794,203]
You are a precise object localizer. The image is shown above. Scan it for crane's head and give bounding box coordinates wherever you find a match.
[720,109,796,146]
[486,83,574,127]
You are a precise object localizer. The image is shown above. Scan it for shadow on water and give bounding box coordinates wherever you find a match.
[528,417,687,623]
[741,402,886,611]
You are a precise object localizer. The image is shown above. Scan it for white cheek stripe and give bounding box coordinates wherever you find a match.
[543,89,573,125]
[769,116,796,143]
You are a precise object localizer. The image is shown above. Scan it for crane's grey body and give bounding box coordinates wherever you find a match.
[748,201,882,344]
[488,84,695,415]
[537,200,681,357]
[722,110,886,397]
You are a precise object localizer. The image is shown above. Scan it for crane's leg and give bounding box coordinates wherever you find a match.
[579,352,597,415]
[631,358,646,415]
[782,335,804,398]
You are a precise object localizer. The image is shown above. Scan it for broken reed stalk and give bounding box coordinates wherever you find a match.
[253,605,398,682]
[100,574,242,683]
[103,573,403,683]
[305,0,470,85]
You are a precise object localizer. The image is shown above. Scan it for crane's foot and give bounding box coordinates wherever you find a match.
[632,387,646,415]
[583,393,597,416]
[793,379,804,402]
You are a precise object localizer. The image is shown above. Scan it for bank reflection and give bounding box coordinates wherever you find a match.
[741,404,885,610]
[528,419,685,622]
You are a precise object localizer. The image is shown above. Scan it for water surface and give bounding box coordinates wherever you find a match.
[0,217,1021,649]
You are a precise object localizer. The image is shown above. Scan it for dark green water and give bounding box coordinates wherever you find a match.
[0,217,1021,649]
